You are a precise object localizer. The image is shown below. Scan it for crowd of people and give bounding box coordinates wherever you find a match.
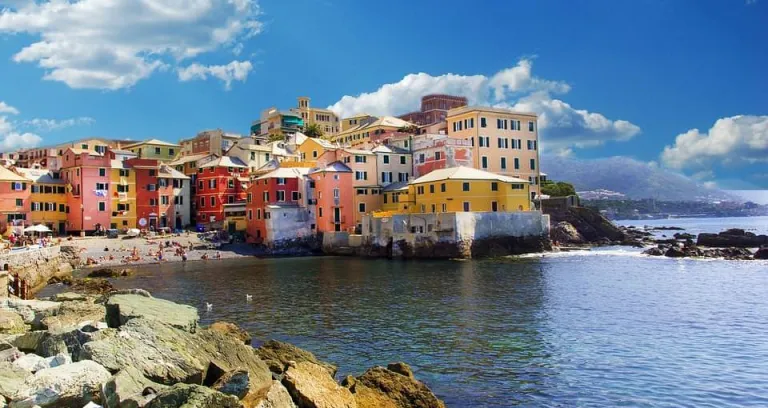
[84,239,223,266]
[2,232,60,251]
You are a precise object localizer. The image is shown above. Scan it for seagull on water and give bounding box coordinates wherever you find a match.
[246,294,253,302]
[205,302,213,311]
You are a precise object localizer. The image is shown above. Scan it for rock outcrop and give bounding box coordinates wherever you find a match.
[210,321,252,345]
[345,364,445,408]
[10,360,111,408]
[547,207,628,245]
[696,229,768,248]
[256,340,337,377]
[0,310,26,335]
[550,222,585,245]
[644,244,755,260]
[145,384,241,408]
[105,294,199,332]
[102,366,167,408]
[755,246,768,260]
[282,362,356,408]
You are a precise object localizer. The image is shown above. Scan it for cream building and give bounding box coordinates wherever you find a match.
[295,97,340,137]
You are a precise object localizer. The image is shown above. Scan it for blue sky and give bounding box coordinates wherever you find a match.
[0,0,766,189]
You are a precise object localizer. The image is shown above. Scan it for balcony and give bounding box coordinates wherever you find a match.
[333,216,346,224]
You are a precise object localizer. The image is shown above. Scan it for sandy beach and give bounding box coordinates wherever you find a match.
[65,233,258,269]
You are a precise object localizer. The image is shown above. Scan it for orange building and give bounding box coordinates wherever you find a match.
[308,162,353,233]
[0,166,31,236]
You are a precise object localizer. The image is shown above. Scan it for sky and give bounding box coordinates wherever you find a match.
[0,0,766,190]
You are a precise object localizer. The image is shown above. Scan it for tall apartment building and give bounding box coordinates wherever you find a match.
[0,166,31,236]
[295,97,340,137]
[399,94,468,127]
[195,156,250,228]
[179,130,243,157]
[446,106,541,199]
[60,148,114,234]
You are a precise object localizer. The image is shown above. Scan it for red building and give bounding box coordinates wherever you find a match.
[245,167,307,243]
[126,158,177,230]
[308,161,354,233]
[398,94,468,126]
[60,148,112,234]
[195,156,249,228]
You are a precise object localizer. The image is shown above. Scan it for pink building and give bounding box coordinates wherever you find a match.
[60,148,113,233]
[308,161,354,233]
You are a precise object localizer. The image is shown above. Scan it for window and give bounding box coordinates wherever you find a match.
[355,171,368,181]
[512,120,521,131]
[169,149,175,157]
[161,196,169,205]
[442,203,447,212]
[174,196,184,205]
[81,144,88,149]
[119,169,129,177]
[480,117,487,128]
[99,168,106,177]
[441,183,446,192]
[530,159,536,170]
[419,153,425,163]
[431,204,436,213]
[228,179,235,189]
[333,188,340,198]
[155,147,161,154]
[12,182,25,191]
[417,186,424,195]
[491,182,498,191]
[149,198,157,206]
[209,180,216,189]
[210,197,216,207]
[248,210,253,220]
[435,151,442,160]
[357,188,366,195]
[383,194,388,204]
[400,155,406,164]
[463,202,470,212]
[159,179,168,188]
[292,191,299,201]
[59,204,66,213]
[381,172,393,183]
[200,197,205,208]
[358,203,366,213]
[429,184,435,194]
[247,193,252,203]
[96,182,108,190]
[147,184,156,192]
[277,191,285,201]
[277,177,286,185]
[318,208,323,217]
[528,121,535,132]
[354,155,366,163]
[462,182,470,192]
[478,136,489,148]
[383,155,390,164]
[469,118,474,128]
[18,199,25,207]
[149,169,156,176]
[198,181,204,190]
[263,192,269,202]
[98,202,106,212]
[398,173,409,182]
[117,203,130,211]
[492,201,498,212]
[481,156,488,169]
[514,158,520,170]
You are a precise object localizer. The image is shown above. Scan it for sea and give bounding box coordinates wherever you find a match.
[45,216,768,407]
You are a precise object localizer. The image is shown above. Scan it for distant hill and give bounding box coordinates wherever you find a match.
[542,155,736,201]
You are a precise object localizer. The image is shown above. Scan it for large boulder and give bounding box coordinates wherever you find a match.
[106,294,199,333]
[643,247,664,256]
[347,366,444,408]
[550,221,585,245]
[40,300,105,333]
[0,310,27,335]
[212,369,251,399]
[282,362,355,408]
[210,321,252,345]
[0,362,31,402]
[246,381,296,408]
[754,246,768,260]
[547,207,626,243]
[82,318,272,391]
[2,299,60,329]
[9,360,111,408]
[12,353,71,373]
[696,230,768,248]
[102,366,167,408]
[145,384,241,408]
[87,268,134,278]
[255,340,337,377]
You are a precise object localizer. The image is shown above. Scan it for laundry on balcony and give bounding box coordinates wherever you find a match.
[93,189,109,197]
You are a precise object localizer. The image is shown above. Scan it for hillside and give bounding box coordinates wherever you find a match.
[542,155,736,201]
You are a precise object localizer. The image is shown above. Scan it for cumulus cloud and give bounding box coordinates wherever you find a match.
[661,115,768,169]
[0,0,262,90]
[177,60,253,90]
[0,101,20,115]
[328,59,640,151]
[0,103,43,150]
[22,117,95,132]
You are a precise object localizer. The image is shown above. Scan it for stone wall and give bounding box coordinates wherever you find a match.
[0,246,73,296]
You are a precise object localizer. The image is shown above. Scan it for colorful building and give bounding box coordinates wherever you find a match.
[406,166,530,214]
[381,181,409,213]
[60,148,113,234]
[410,134,473,177]
[308,162,354,233]
[399,94,468,126]
[195,156,249,228]
[108,159,137,230]
[296,97,340,137]
[319,148,380,232]
[160,164,191,229]
[297,136,336,163]
[446,106,541,199]
[124,139,180,162]
[246,167,314,244]
[0,166,31,236]
[179,129,243,157]
[253,108,304,139]
[16,168,68,235]
[372,145,412,186]
[331,116,413,147]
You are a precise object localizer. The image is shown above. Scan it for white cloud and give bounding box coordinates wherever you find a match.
[0,101,20,115]
[661,115,768,169]
[0,116,42,151]
[177,60,253,90]
[328,59,640,151]
[0,0,262,90]
[21,117,95,132]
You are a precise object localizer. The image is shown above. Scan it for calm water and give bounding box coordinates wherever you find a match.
[52,217,768,407]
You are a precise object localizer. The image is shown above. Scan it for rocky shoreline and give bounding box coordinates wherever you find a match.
[1,290,445,408]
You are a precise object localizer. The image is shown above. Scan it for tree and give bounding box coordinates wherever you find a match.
[397,124,420,135]
[303,123,324,139]
[541,180,577,197]
[268,131,286,143]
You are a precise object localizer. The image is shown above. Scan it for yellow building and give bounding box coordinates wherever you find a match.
[378,166,530,216]
[296,136,336,162]
[16,168,69,234]
[296,97,340,137]
[341,114,374,132]
[332,116,413,146]
[223,202,248,233]
[446,106,541,199]
[109,160,137,230]
[124,139,180,162]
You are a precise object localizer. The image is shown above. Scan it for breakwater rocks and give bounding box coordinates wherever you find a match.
[643,243,761,260]
[0,291,445,408]
[696,228,768,248]
[547,207,650,247]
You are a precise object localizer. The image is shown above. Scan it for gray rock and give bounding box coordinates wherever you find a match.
[0,362,31,402]
[8,331,47,353]
[2,299,60,329]
[755,246,768,260]
[82,318,272,390]
[551,221,585,245]
[109,289,152,298]
[0,311,26,335]
[250,381,297,408]
[106,295,198,333]
[41,300,105,333]
[212,369,250,399]
[255,340,337,377]
[282,362,355,408]
[51,292,89,302]
[9,360,111,408]
[145,384,240,408]
[102,366,167,408]
[13,353,71,373]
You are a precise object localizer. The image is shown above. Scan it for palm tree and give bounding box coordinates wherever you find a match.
[268,131,286,143]
[303,123,324,139]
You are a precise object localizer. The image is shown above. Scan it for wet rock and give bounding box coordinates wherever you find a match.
[664,246,686,258]
[145,384,241,408]
[10,360,111,408]
[255,340,337,377]
[0,310,27,335]
[282,362,355,408]
[13,353,71,373]
[673,232,696,240]
[210,321,252,345]
[102,366,167,408]
[35,324,113,359]
[643,247,664,256]
[697,229,768,248]
[0,362,30,402]
[106,294,198,332]
[386,363,414,379]
[550,222,584,245]
[212,369,250,399]
[87,268,134,278]
[67,278,115,295]
[755,246,768,260]
[350,366,445,408]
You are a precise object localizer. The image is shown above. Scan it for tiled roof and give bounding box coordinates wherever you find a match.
[410,166,529,184]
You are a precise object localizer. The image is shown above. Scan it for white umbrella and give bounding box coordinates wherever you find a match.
[24,224,51,233]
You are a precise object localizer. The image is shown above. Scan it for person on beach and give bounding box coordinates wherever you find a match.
[214,251,222,260]
[201,253,209,260]
[181,250,188,262]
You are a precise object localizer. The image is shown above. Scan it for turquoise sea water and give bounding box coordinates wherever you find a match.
[51,217,768,407]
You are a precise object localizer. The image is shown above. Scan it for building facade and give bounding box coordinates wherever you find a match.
[195,156,249,228]
[60,148,113,233]
[308,162,353,233]
[179,130,242,157]
[246,167,314,244]
[124,139,180,162]
[296,97,340,137]
[398,94,468,126]
[0,167,31,236]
